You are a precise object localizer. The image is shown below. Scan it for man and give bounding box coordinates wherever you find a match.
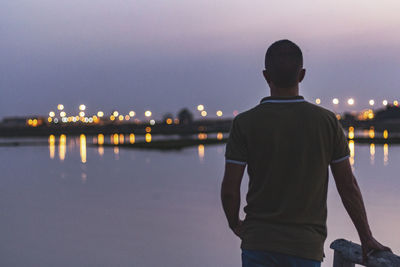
[221,39,390,267]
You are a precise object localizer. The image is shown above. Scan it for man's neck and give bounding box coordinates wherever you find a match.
[270,86,299,97]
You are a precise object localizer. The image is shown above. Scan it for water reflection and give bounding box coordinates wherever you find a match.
[370,143,375,165]
[98,146,104,156]
[48,135,55,159]
[383,130,388,139]
[348,127,354,139]
[384,143,389,166]
[198,133,207,140]
[59,134,66,161]
[129,133,135,144]
[80,134,87,163]
[145,133,152,143]
[369,127,375,139]
[112,133,119,145]
[217,132,223,140]
[119,134,124,144]
[349,140,355,167]
[98,134,104,145]
[198,144,205,161]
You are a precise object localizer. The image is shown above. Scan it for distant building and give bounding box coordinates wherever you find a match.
[2,116,46,127]
[375,105,400,122]
[177,108,193,125]
[1,117,28,127]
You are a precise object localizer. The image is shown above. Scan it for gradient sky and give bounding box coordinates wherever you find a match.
[1,0,400,119]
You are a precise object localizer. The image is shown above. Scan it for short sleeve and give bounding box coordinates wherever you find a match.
[225,117,247,165]
[331,118,350,164]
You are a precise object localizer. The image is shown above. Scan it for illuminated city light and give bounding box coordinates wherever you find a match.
[60,111,66,117]
[198,133,207,140]
[88,118,93,123]
[113,133,119,144]
[315,98,321,104]
[118,115,124,121]
[166,118,173,125]
[369,99,375,106]
[383,100,388,106]
[48,117,52,123]
[332,98,339,105]
[125,115,130,121]
[113,111,119,117]
[110,115,115,121]
[145,133,152,143]
[129,133,135,144]
[369,127,375,139]
[129,111,135,117]
[145,127,151,133]
[119,134,124,144]
[98,134,104,145]
[79,104,86,111]
[79,111,85,117]
[145,110,152,117]
[150,119,155,125]
[62,117,68,123]
[84,117,89,123]
[348,126,354,139]
[49,111,55,117]
[197,104,204,111]
[30,119,38,127]
[174,118,179,124]
[97,111,104,117]
[57,104,64,110]
[217,132,223,140]
[54,118,59,123]
[201,111,207,117]
[394,100,399,106]
[216,110,223,117]
[72,117,77,122]
[347,98,354,105]
[383,130,388,139]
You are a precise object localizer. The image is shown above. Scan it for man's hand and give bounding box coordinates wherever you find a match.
[361,236,392,263]
[231,219,244,238]
[331,159,391,264]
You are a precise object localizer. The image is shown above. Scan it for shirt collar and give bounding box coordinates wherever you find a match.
[260,95,305,104]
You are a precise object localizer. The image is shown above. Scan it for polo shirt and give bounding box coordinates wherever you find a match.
[225,95,350,261]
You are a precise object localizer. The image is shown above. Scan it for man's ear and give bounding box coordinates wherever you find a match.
[262,70,271,84]
[299,68,306,83]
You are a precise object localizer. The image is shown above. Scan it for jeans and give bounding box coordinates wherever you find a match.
[242,249,321,267]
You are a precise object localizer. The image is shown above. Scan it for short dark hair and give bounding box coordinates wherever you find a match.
[265,40,303,88]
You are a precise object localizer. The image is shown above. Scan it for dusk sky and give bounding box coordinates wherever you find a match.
[1,0,400,119]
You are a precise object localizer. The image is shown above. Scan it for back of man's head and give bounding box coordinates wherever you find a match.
[265,40,303,89]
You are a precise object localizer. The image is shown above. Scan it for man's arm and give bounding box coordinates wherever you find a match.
[221,162,246,237]
[330,158,391,262]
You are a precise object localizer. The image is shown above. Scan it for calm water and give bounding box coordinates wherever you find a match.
[1,135,399,267]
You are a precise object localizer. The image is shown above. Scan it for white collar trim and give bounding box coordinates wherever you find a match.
[260,99,306,104]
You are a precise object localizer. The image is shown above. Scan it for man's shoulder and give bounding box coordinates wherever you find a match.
[233,105,260,124]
